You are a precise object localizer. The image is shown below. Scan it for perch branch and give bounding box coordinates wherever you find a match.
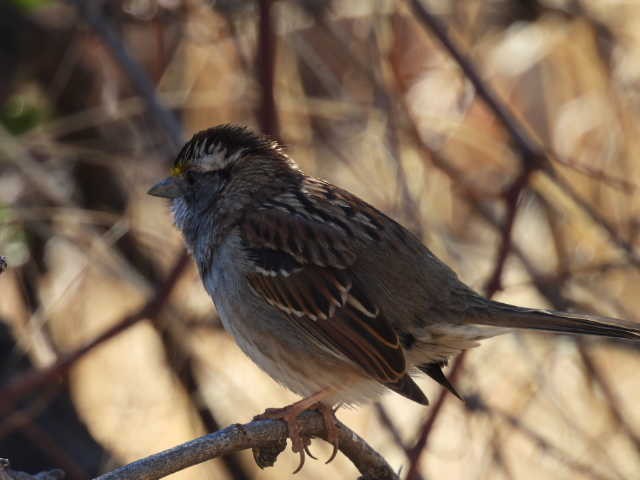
[94,411,399,480]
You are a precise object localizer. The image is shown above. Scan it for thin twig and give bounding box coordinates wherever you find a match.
[373,404,409,454]
[407,0,544,163]
[0,458,64,480]
[407,0,640,269]
[257,0,280,139]
[576,341,640,453]
[467,397,617,480]
[369,27,423,234]
[155,323,252,480]
[94,411,399,480]
[399,85,528,479]
[11,419,87,480]
[553,155,638,194]
[66,0,183,151]
[545,170,640,267]
[373,404,425,480]
[483,168,533,295]
[405,353,466,480]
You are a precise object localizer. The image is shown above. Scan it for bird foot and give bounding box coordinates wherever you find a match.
[253,401,340,473]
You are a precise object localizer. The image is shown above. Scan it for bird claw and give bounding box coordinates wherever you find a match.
[254,405,313,474]
[317,404,339,464]
[292,450,306,474]
[304,444,318,460]
[253,401,340,473]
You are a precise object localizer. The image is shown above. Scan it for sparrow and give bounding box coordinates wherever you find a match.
[148,124,640,471]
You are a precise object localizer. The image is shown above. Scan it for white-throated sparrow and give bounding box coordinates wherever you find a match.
[149,124,640,470]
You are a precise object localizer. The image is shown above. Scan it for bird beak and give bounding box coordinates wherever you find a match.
[147,177,182,199]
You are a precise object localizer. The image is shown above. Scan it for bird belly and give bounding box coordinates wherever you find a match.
[203,263,382,404]
[218,291,386,404]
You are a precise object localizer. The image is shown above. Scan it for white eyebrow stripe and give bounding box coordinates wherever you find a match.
[186,143,247,172]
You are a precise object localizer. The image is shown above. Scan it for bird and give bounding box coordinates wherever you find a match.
[148,124,640,471]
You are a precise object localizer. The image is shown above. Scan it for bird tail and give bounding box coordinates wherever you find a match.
[471,301,640,340]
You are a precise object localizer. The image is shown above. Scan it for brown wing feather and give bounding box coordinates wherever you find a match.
[243,209,356,268]
[247,265,406,383]
[242,202,410,386]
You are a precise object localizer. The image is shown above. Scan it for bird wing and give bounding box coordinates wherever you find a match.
[240,183,427,403]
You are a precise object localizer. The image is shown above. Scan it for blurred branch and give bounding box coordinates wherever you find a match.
[65,0,183,151]
[407,139,640,476]
[408,0,544,163]
[408,0,640,268]
[545,170,640,266]
[0,256,6,275]
[257,0,280,139]
[553,156,638,195]
[467,396,617,480]
[2,416,85,480]
[483,167,533,295]
[0,387,82,474]
[401,120,527,480]
[94,411,399,480]
[373,405,425,480]
[0,459,64,480]
[405,354,465,480]
[369,27,422,233]
[153,319,251,480]
[576,342,640,454]
[396,10,640,468]
[0,251,189,415]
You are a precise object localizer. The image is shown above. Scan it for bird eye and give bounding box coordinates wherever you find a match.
[184,170,196,185]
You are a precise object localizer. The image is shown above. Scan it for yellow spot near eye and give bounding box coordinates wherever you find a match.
[171,165,184,177]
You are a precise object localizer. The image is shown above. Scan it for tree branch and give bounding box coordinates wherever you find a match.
[94,411,399,480]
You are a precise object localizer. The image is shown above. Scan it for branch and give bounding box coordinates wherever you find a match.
[0,459,64,480]
[482,167,533,295]
[466,397,617,480]
[66,0,183,151]
[257,0,280,139]
[94,411,399,480]
[152,319,252,480]
[576,342,640,453]
[405,353,465,480]
[407,0,640,268]
[0,256,6,275]
[407,0,544,162]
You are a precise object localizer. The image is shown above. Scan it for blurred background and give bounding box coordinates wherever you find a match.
[1,0,640,479]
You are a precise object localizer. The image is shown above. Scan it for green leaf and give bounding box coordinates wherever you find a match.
[0,94,47,135]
